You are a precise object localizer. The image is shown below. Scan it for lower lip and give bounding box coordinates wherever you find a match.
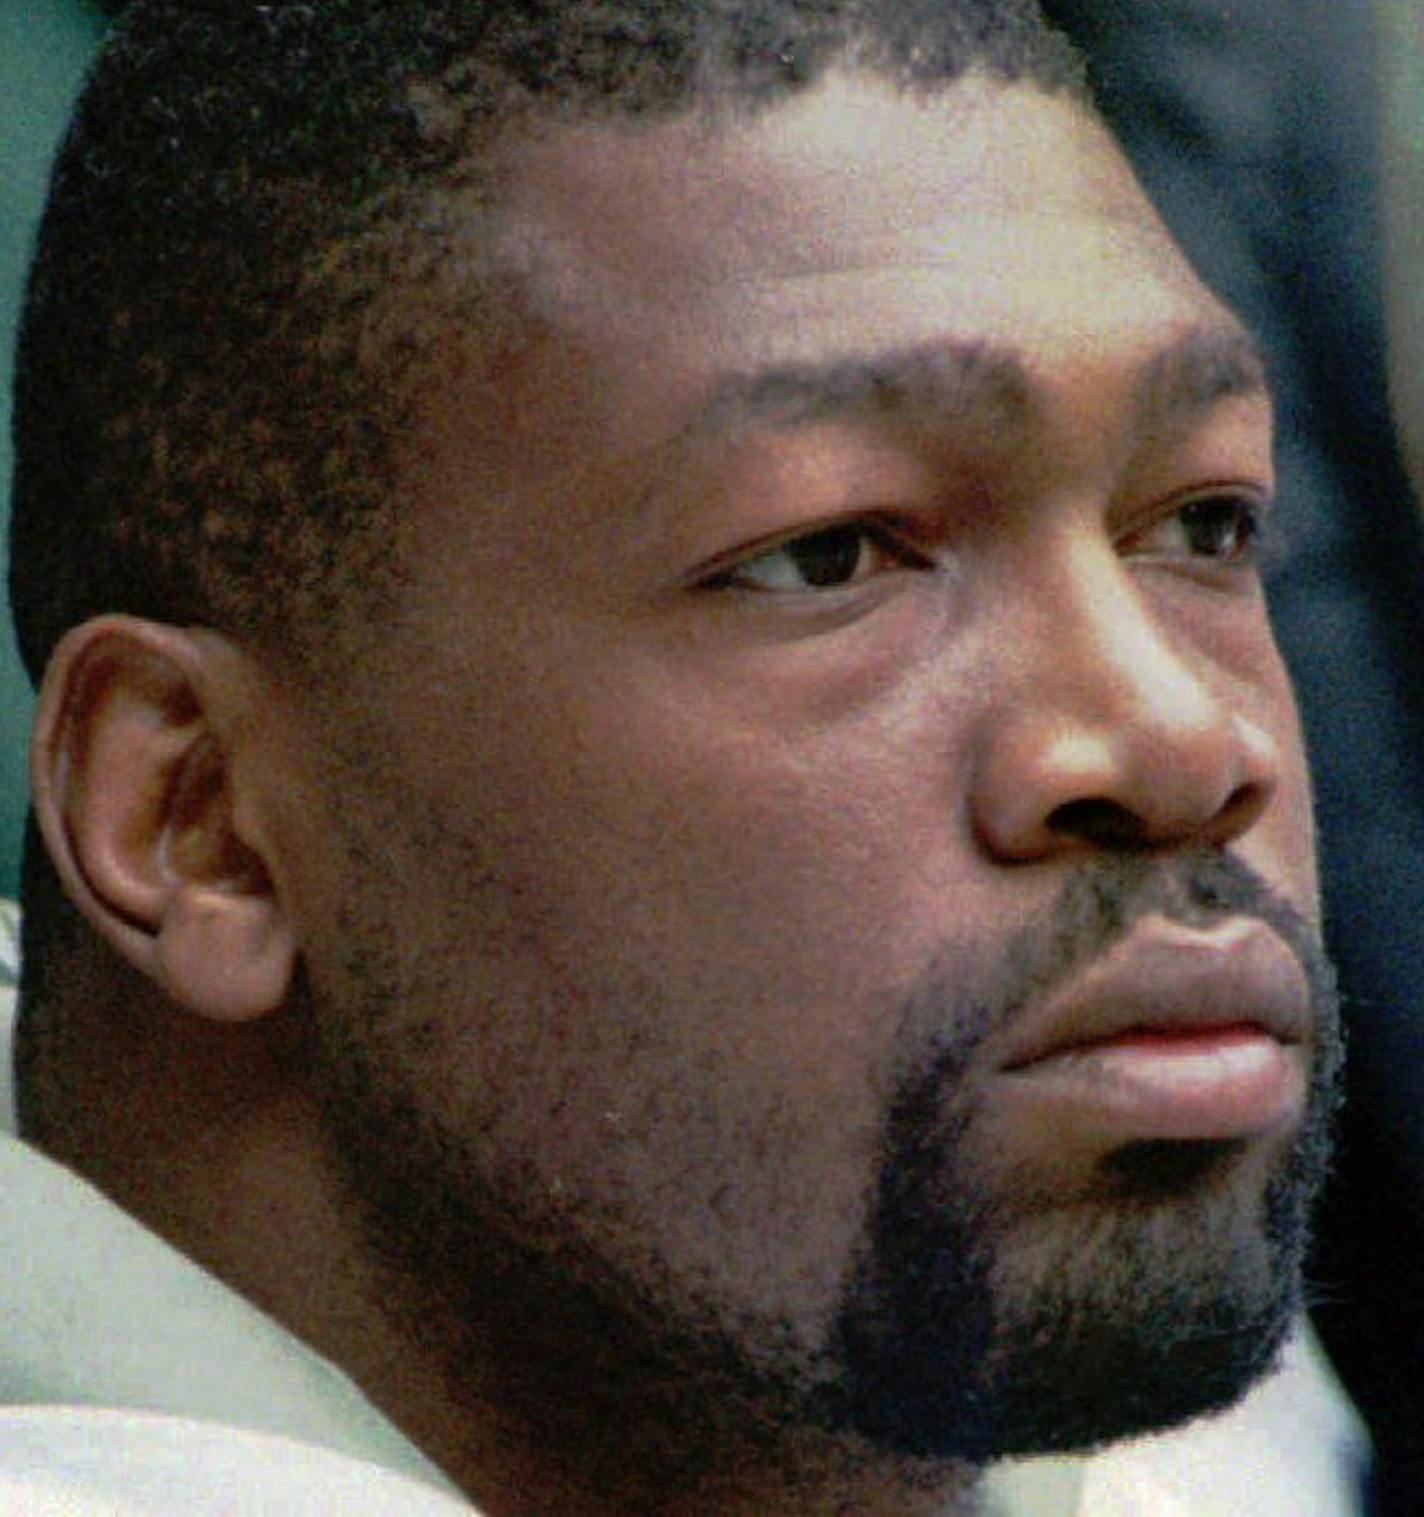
[1000,1025,1306,1143]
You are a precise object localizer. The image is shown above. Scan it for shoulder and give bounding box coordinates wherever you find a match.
[0,898,17,1134]
[0,898,18,989]
[0,1406,478,1514]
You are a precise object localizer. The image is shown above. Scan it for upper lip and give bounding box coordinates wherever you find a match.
[995,914,1312,1073]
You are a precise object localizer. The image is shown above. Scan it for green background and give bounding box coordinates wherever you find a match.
[1,3,107,894]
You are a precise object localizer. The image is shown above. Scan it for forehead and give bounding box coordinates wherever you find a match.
[394,72,1259,568]
[486,73,1223,390]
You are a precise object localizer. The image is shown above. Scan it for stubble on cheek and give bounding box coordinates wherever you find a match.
[312,835,890,1363]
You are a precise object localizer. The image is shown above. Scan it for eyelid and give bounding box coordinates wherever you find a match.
[1121,486,1276,562]
[687,511,933,590]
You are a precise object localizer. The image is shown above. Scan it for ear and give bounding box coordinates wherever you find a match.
[31,616,296,1023]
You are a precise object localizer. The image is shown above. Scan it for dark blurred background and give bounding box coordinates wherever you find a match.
[0,1,108,893]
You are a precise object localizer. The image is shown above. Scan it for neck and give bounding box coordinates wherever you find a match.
[64,1093,987,1515]
[300,1214,985,1517]
[465,1446,985,1517]
[367,1343,986,1517]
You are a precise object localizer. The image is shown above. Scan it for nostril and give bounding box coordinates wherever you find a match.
[1215,779,1269,836]
[974,703,1280,862]
[1046,798,1152,850]
[1047,779,1267,852]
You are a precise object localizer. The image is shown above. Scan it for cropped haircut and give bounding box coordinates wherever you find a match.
[9,0,1084,687]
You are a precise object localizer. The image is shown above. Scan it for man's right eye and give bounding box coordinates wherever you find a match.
[1123,492,1272,572]
[701,521,929,593]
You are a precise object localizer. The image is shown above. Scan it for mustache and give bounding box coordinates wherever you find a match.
[900,849,1333,1078]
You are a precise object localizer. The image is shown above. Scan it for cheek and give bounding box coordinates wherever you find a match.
[552,673,972,1016]
[1257,702,1318,917]
[308,662,968,1341]
[1197,609,1319,919]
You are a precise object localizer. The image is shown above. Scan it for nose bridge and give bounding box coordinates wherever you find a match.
[1049,533,1218,738]
[972,530,1278,859]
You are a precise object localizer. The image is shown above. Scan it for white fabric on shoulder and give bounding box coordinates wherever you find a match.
[0,1135,455,1493]
[0,898,18,1136]
[0,1406,477,1515]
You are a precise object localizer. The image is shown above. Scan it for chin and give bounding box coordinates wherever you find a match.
[821,1113,1323,1464]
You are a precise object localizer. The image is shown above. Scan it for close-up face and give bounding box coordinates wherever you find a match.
[253,71,1336,1462]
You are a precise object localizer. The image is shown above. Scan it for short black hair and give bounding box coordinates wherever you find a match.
[9,0,1083,685]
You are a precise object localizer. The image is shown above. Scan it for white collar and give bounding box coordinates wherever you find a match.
[0,898,19,1136]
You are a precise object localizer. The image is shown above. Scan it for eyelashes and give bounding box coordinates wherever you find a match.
[698,519,930,594]
[696,492,1273,600]
[1122,492,1279,575]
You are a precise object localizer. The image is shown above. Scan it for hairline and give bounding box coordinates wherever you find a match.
[10,7,1089,682]
[236,65,1101,675]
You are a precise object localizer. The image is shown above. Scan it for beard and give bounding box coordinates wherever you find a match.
[826,849,1343,1461]
[309,847,1342,1488]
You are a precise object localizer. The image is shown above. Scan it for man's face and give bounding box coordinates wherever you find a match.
[260,74,1336,1464]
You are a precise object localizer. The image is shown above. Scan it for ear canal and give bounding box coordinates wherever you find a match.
[160,733,269,893]
[151,732,296,1022]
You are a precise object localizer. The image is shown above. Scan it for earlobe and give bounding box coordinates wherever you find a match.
[154,887,296,1023]
[31,616,296,1023]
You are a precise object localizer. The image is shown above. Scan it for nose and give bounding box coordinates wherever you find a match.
[970,545,1281,861]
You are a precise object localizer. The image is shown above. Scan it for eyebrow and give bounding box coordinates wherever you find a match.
[1133,326,1268,436]
[686,339,1034,440]
[681,326,1267,449]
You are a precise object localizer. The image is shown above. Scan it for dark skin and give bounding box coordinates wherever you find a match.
[32,73,1321,1516]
